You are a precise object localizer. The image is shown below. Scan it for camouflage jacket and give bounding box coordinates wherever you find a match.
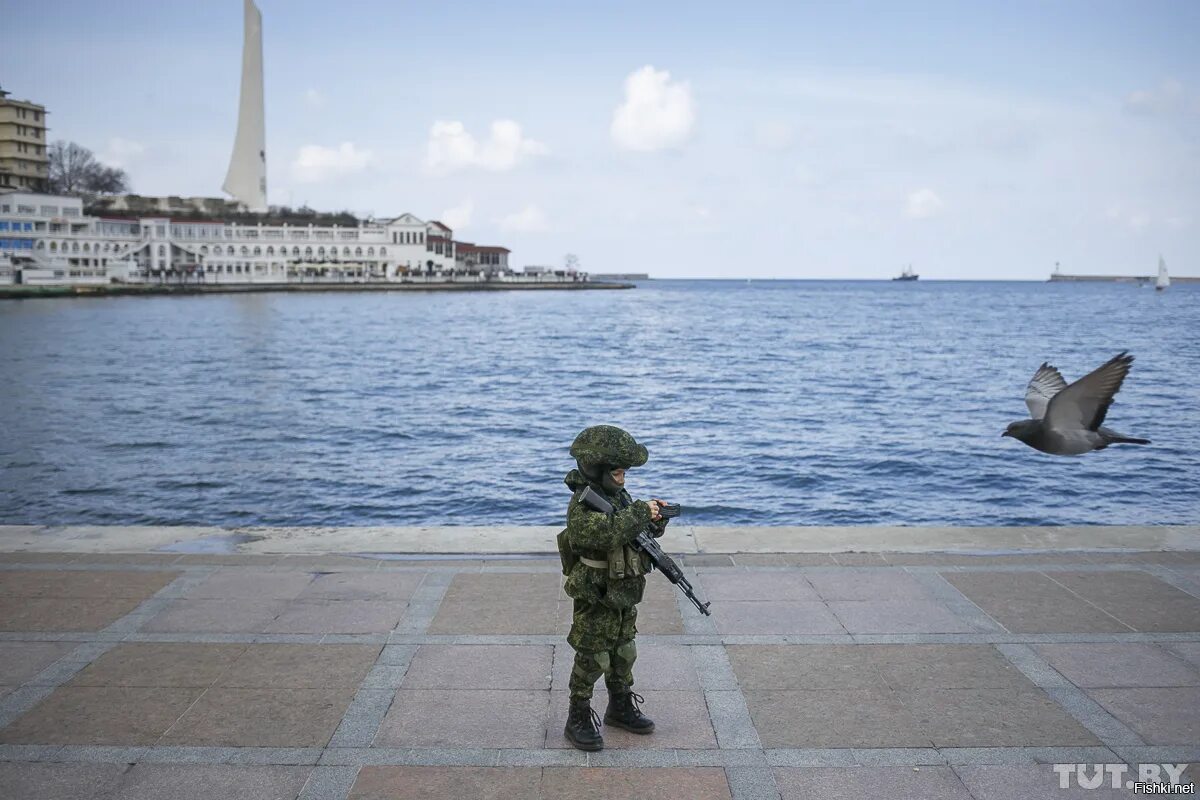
[561,468,664,610]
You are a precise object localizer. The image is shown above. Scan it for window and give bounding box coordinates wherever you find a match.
[240,246,249,256]
[266,246,274,255]
[380,247,387,256]
[253,246,261,256]
[367,247,375,256]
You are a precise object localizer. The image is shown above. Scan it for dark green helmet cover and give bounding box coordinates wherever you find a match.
[569,425,648,470]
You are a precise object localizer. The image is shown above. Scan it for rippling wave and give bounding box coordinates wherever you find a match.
[1,280,1198,527]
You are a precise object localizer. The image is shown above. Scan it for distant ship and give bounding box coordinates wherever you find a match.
[893,264,918,281]
[1156,255,1170,291]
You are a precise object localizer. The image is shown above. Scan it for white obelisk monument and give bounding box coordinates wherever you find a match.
[223,0,267,211]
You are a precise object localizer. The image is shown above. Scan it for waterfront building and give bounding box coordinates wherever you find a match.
[0,88,49,193]
[0,191,582,286]
[454,242,511,275]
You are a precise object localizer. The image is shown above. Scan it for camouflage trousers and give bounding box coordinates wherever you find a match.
[567,599,638,700]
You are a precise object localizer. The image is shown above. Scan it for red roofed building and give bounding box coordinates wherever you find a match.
[454,241,510,275]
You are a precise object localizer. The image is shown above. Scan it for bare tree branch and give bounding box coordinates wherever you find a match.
[47,141,130,196]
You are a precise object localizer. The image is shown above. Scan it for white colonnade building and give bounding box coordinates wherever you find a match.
[0,193,472,285]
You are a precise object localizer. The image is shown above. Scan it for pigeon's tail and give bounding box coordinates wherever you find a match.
[1109,436,1151,445]
[1099,428,1150,446]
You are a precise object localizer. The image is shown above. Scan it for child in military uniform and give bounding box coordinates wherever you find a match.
[558,425,668,751]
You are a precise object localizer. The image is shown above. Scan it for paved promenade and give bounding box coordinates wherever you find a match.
[1,526,1199,798]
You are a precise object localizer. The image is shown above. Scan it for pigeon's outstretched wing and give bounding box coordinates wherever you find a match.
[1024,362,1068,420]
[1043,352,1134,432]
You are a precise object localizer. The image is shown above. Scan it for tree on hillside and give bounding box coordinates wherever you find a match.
[48,141,130,196]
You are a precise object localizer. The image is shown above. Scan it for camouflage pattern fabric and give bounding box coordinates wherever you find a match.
[568,602,638,699]
[569,425,648,470]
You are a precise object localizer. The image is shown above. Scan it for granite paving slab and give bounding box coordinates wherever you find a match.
[1086,687,1200,744]
[1046,571,1200,632]
[727,645,885,690]
[774,765,974,799]
[710,601,844,635]
[297,572,423,601]
[941,572,1134,633]
[697,572,819,602]
[215,644,381,688]
[902,688,1104,747]
[1033,643,1200,687]
[540,766,732,799]
[160,687,357,747]
[182,570,314,600]
[953,763,1141,798]
[140,599,288,634]
[0,597,144,631]
[805,571,938,601]
[0,570,180,599]
[827,599,976,633]
[349,765,541,800]
[0,761,130,800]
[67,643,248,688]
[263,600,408,634]
[401,644,553,690]
[1170,642,1200,668]
[112,763,312,800]
[866,644,1034,690]
[0,641,78,684]
[744,689,932,748]
[0,686,202,745]
[376,689,550,748]
[428,574,561,634]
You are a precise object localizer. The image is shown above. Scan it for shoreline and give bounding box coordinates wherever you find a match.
[3,524,1198,555]
[0,280,634,299]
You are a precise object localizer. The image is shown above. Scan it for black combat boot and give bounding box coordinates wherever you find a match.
[564,699,604,751]
[604,690,655,734]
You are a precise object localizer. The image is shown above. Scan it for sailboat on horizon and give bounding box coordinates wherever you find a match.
[1156,256,1170,291]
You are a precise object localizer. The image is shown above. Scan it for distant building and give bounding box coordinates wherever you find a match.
[0,88,49,193]
[0,192,465,284]
[454,241,510,275]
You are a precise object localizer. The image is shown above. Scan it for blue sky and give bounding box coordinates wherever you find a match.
[4,0,1198,278]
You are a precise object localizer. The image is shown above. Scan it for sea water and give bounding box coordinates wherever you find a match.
[1,280,1196,526]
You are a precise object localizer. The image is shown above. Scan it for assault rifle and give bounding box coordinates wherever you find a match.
[578,486,712,616]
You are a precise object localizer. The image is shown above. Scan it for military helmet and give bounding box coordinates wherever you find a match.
[570,425,648,470]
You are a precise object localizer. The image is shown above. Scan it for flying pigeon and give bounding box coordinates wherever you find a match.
[1002,352,1150,455]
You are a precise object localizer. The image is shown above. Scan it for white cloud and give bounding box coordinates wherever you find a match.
[102,138,145,168]
[304,88,327,109]
[611,65,696,151]
[498,205,549,233]
[905,188,944,219]
[424,120,547,172]
[1124,79,1198,117]
[290,142,373,183]
[442,199,474,231]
